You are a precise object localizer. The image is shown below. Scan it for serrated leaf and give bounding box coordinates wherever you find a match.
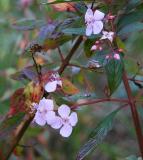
[76,108,121,160]
[105,58,123,95]
[12,19,46,30]
[0,113,25,140]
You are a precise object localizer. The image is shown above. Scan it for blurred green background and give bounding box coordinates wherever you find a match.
[0,0,143,159]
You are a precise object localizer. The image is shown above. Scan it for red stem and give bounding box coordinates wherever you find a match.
[71,98,129,110]
[123,71,143,158]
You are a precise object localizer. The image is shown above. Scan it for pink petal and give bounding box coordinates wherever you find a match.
[50,116,63,129]
[58,104,71,118]
[69,112,78,126]
[108,37,113,42]
[46,111,56,125]
[85,8,94,22]
[60,124,72,137]
[94,10,105,20]
[86,24,93,36]
[102,31,108,35]
[44,81,57,92]
[114,54,120,60]
[57,80,62,87]
[38,98,54,111]
[91,45,97,51]
[109,32,114,36]
[34,112,46,126]
[93,21,103,34]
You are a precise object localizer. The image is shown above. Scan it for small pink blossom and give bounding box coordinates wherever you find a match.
[88,60,101,68]
[91,41,103,51]
[100,31,114,42]
[44,73,62,93]
[106,13,115,21]
[50,105,78,138]
[34,98,55,126]
[113,53,120,60]
[85,8,105,36]
[20,0,33,8]
[105,53,120,60]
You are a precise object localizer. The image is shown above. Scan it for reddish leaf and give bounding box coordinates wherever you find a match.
[62,78,79,95]
[9,88,26,116]
[48,0,76,12]
[9,83,44,116]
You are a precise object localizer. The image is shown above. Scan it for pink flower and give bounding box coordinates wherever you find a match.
[100,31,114,42]
[44,73,62,93]
[85,8,105,36]
[91,41,103,51]
[34,98,55,126]
[105,53,120,60]
[113,53,120,60]
[106,13,115,21]
[20,0,33,8]
[50,105,78,138]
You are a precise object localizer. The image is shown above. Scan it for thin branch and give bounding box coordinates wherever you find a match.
[123,70,143,158]
[91,0,96,9]
[3,115,34,160]
[31,52,41,82]
[58,36,83,75]
[71,98,129,110]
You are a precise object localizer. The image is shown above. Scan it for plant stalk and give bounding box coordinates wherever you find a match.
[123,70,143,158]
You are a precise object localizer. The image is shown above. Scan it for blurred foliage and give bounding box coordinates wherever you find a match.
[0,0,143,160]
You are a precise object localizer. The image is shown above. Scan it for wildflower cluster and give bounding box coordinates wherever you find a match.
[33,73,78,138]
[85,7,121,66]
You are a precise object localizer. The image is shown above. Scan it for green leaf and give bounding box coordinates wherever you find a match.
[76,107,121,160]
[12,19,46,30]
[84,39,95,57]
[118,9,143,29]
[0,113,25,140]
[126,0,142,11]
[116,37,126,50]
[126,155,139,160]
[63,92,97,102]
[118,22,143,37]
[105,58,123,95]
[62,27,85,35]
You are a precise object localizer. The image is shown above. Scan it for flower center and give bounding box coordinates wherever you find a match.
[62,118,69,124]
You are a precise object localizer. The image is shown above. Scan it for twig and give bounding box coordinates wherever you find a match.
[71,98,129,110]
[57,47,64,62]
[91,0,96,9]
[31,52,41,82]
[58,36,83,75]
